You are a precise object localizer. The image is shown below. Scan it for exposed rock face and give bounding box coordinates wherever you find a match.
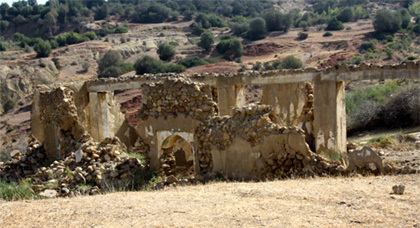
[0,60,58,114]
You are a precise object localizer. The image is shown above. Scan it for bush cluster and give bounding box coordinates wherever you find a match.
[216,37,243,58]
[134,55,185,75]
[346,81,420,133]
[97,50,133,78]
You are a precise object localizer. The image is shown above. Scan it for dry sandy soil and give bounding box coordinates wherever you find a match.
[1,175,419,228]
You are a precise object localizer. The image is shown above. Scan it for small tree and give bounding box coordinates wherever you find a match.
[230,39,243,57]
[98,50,122,76]
[198,31,214,51]
[326,17,344,31]
[134,55,165,75]
[0,20,9,31]
[298,32,308,40]
[157,42,176,61]
[82,62,91,72]
[373,10,401,34]
[337,7,354,23]
[34,40,51,58]
[281,56,303,69]
[0,41,6,51]
[247,17,267,40]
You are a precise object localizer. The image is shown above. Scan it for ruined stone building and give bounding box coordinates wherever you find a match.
[31,62,420,179]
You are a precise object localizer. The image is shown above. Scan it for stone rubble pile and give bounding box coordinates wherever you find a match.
[0,137,144,197]
[0,138,47,181]
[138,77,217,121]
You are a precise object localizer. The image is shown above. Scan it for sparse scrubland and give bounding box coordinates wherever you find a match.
[0,2,420,227]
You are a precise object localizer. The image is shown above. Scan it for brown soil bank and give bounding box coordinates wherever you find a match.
[1,175,418,227]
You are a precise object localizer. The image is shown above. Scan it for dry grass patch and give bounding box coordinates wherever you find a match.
[0,175,418,227]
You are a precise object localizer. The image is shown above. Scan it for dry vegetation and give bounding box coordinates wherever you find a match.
[0,175,419,227]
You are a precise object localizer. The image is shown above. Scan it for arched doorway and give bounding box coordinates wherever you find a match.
[159,134,194,176]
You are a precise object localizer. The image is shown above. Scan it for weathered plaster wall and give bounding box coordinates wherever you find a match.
[313,78,347,158]
[262,82,308,126]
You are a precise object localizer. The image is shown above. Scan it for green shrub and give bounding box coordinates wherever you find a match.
[407,56,418,61]
[373,10,402,34]
[386,35,394,43]
[323,32,333,37]
[134,55,185,74]
[165,63,186,73]
[98,50,121,73]
[360,41,376,52]
[216,39,232,54]
[0,179,36,201]
[247,17,267,40]
[297,32,308,40]
[337,7,354,23]
[367,136,395,148]
[281,56,303,69]
[216,38,243,57]
[157,42,176,61]
[100,66,123,78]
[82,61,90,72]
[325,17,344,31]
[198,31,214,51]
[83,31,97,40]
[0,20,9,31]
[33,40,51,58]
[169,41,179,46]
[134,55,166,75]
[114,27,128,33]
[384,48,394,59]
[178,56,208,68]
[345,81,418,132]
[120,62,134,72]
[0,41,6,51]
[190,23,204,36]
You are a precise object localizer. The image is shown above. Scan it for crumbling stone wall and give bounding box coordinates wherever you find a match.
[138,76,217,121]
[136,77,217,169]
[195,104,319,179]
[37,87,87,159]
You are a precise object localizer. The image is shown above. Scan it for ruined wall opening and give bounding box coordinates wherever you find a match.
[114,89,143,127]
[158,133,195,176]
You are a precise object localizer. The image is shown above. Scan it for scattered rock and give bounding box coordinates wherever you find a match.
[392,185,405,195]
[39,189,57,198]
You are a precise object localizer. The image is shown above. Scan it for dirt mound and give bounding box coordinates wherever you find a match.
[244,42,286,57]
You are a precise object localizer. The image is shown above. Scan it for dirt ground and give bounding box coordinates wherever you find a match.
[0,175,418,228]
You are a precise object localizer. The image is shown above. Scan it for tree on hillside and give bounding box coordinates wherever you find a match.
[94,3,109,20]
[326,17,344,31]
[34,40,51,58]
[281,56,303,69]
[264,11,292,32]
[247,17,267,40]
[373,10,401,34]
[198,31,214,51]
[157,43,176,61]
[98,50,122,77]
[337,7,354,23]
[399,8,411,29]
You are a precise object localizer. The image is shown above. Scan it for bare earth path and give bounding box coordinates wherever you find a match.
[1,175,419,228]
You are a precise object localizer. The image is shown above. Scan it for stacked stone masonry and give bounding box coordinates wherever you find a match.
[1,62,419,193]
